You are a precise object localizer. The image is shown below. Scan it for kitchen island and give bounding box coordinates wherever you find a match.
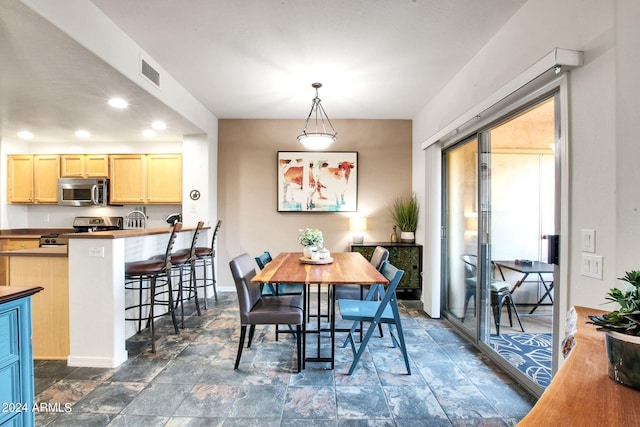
[65,226,204,368]
[1,226,206,368]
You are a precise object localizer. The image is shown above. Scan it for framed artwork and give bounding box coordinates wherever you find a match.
[278,151,358,212]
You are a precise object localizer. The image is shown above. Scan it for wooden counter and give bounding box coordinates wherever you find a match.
[518,306,640,426]
[64,225,204,240]
[0,285,44,303]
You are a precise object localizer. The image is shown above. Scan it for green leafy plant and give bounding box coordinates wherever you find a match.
[390,194,419,232]
[588,270,640,336]
[298,228,323,247]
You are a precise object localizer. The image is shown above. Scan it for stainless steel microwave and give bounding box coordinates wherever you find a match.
[58,178,109,207]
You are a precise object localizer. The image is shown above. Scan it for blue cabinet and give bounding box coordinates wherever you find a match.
[0,287,43,427]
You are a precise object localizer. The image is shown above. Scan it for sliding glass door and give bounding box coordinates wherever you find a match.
[443,137,481,337]
[442,94,559,394]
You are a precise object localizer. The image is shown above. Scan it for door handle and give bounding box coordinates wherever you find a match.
[543,234,560,265]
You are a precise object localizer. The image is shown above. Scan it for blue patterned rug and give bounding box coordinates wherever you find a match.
[490,333,552,388]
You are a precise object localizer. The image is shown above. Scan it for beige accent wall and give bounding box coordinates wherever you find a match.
[217,119,412,289]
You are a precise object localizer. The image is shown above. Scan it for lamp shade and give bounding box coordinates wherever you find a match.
[350,217,367,232]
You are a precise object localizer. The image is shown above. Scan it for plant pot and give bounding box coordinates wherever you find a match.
[605,331,640,390]
[400,231,415,243]
[303,246,317,258]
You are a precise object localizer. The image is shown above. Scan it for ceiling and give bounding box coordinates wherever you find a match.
[0,0,527,143]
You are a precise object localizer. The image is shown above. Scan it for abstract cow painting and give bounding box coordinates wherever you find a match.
[277,151,358,212]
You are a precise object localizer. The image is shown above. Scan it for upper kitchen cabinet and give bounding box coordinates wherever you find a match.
[60,154,109,178]
[146,154,182,204]
[8,155,60,204]
[110,154,182,204]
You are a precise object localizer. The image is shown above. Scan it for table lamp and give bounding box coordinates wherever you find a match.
[350,217,367,244]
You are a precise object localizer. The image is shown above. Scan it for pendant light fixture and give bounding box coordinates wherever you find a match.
[297,82,337,150]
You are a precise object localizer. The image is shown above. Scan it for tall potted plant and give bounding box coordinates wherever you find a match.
[587,270,640,389]
[390,194,419,243]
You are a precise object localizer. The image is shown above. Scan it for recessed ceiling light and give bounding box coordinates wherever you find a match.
[17,130,34,139]
[142,129,156,138]
[151,121,167,131]
[75,130,90,138]
[108,97,128,109]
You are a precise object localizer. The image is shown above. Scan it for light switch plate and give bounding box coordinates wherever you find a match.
[581,253,603,279]
[581,229,595,252]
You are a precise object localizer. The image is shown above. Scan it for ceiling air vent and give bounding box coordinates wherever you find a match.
[140,58,160,88]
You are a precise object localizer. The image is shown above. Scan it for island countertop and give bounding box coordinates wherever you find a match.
[63,226,205,240]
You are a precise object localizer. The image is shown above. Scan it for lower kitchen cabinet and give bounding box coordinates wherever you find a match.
[7,255,69,360]
[0,286,43,427]
[0,239,40,286]
[350,242,422,296]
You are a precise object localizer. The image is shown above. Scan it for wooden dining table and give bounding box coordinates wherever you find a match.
[251,251,388,369]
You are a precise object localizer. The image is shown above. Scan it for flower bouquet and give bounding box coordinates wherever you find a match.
[298,228,323,247]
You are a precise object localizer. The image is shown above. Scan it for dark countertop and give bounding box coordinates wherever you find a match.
[0,285,44,304]
[0,228,74,239]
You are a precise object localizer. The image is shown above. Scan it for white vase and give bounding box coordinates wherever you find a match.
[303,246,317,258]
[400,231,415,243]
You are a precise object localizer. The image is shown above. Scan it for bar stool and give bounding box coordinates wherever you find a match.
[168,221,205,319]
[124,222,182,353]
[190,220,221,309]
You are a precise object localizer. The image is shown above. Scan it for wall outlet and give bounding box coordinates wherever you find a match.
[89,247,105,257]
[581,253,603,279]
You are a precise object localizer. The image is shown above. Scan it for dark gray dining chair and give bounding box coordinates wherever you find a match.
[229,253,304,372]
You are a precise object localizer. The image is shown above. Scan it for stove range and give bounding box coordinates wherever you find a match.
[39,216,124,247]
[39,233,68,247]
[73,216,124,233]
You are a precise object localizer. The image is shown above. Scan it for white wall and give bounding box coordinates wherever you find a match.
[413,0,635,320]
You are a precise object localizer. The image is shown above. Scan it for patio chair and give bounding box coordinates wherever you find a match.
[461,253,524,335]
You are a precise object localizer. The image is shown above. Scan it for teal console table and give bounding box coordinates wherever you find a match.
[0,286,43,427]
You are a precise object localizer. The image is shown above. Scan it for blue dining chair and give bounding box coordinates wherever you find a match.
[255,251,304,297]
[338,260,411,375]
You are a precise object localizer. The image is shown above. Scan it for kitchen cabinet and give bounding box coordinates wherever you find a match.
[60,154,109,178]
[0,239,40,286]
[7,253,69,360]
[146,154,182,203]
[350,242,423,296]
[110,154,182,204]
[7,155,60,204]
[0,286,43,427]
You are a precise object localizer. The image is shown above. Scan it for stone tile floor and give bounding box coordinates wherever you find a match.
[34,292,536,426]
